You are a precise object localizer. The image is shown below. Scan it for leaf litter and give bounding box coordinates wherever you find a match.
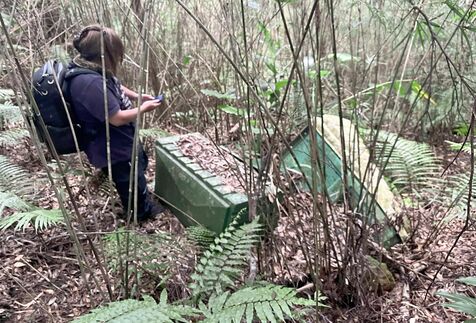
[0,133,475,322]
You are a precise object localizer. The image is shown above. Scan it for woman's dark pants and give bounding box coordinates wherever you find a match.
[102,150,153,221]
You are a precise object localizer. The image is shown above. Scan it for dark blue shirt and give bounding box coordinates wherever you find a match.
[69,73,135,168]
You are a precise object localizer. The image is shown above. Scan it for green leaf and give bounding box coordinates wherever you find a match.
[217,104,246,116]
[437,291,476,316]
[0,208,63,232]
[457,277,476,287]
[261,301,277,323]
[245,303,254,323]
[269,300,285,322]
[201,89,236,100]
[254,302,268,323]
[183,55,191,65]
[274,79,288,92]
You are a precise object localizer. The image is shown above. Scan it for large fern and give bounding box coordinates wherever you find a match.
[0,155,38,198]
[0,208,63,231]
[0,155,63,231]
[72,291,200,323]
[189,215,263,298]
[74,216,326,322]
[0,191,30,214]
[369,131,441,196]
[201,284,325,323]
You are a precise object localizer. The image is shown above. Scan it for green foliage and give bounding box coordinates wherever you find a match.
[201,284,325,323]
[217,104,247,117]
[0,191,30,214]
[189,216,263,298]
[0,128,29,146]
[446,140,473,154]
[76,215,326,322]
[370,131,441,196]
[0,102,24,126]
[72,292,200,323]
[0,155,38,199]
[186,225,218,250]
[103,229,191,277]
[201,89,236,100]
[139,127,171,140]
[0,155,62,232]
[438,172,476,220]
[453,122,470,137]
[0,89,14,103]
[438,277,476,321]
[0,208,63,232]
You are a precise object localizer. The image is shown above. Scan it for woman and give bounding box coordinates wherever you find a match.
[69,24,163,222]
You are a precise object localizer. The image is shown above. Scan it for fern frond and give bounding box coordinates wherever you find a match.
[0,155,38,199]
[437,277,476,318]
[446,140,473,154]
[0,191,30,214]
[370,131,441,196]
[0,89,14,103]
[0,103,23,125]
[0,128,29,146]
[189,214,263,298]
[73,293,200,323]
[0,208,63,231]
[437,172,476,220]
[203,284,325,323]
[186,225,218,250]
[103,229,193,277]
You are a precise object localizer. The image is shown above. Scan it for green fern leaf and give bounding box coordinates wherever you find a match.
[369,131,441,196]
[437,173,476,219]
[103,229,193,278]
[0,208,63,231]
[73,295,200,323]
[189,213,263,298]
[73,296,158,323]
[0,155,38,199]
[0,191,30,214]
[204,284,322,323]
[0,128,29,146]
[186,225,217,250]
[0,102,23,125]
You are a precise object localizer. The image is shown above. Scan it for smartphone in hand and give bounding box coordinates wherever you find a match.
[155,94,164,102]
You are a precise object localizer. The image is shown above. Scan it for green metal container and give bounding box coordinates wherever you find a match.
[155,134,248,233]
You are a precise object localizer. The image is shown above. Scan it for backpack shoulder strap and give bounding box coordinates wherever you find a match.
[62,67,102,101]
[64,67,101,80]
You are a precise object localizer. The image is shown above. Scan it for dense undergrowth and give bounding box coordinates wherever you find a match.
[1,0,476,321]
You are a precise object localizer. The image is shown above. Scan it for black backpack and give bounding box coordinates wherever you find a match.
[31,60,99,154]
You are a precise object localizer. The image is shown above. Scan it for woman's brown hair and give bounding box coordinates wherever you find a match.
[73,25,124,74]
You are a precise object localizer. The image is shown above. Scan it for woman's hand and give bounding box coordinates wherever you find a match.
[141,94,155,101]
[140,99,162,112]
[109,100,162,126]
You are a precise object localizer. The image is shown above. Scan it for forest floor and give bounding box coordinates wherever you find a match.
[0,135,475,322]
